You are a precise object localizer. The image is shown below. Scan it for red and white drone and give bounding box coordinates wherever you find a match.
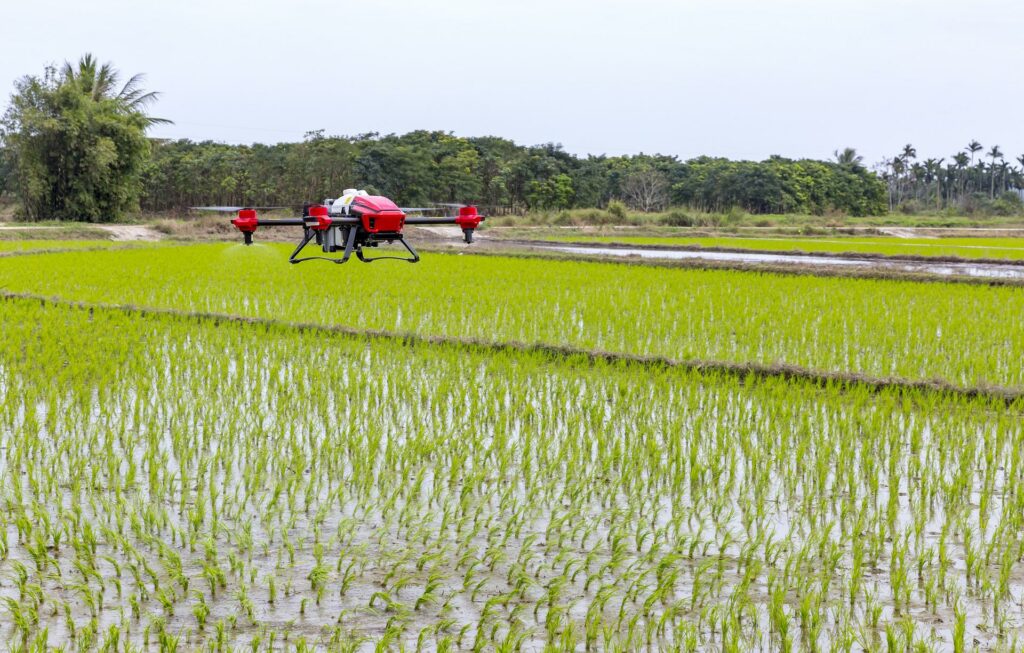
[195,191,484,264]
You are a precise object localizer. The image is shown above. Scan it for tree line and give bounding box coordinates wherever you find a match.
[11,54,1012,222]
[877,143,1024,215]
[139,134,888,216]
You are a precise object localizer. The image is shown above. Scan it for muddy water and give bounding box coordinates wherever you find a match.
[542,245,1024,280]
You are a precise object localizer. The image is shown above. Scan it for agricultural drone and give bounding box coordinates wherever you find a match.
[194,190,484,264]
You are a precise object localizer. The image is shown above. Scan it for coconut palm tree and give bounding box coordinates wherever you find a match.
[944,162,958,205]
[966,140,983,164]
[833,147,863,169]
[998,161,1011,194]
[987,145,1003,198]
[890,157,906,207]
[965,140,983,192]
[953,152,970,201]
[923,158,943,208]
[60,53,169,125]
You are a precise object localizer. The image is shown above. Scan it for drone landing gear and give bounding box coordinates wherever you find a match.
[356,237,419,263]
[288,227,420,264]
[289,226,358,264]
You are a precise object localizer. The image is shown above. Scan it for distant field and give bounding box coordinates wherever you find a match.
[0,239,120,252]
[540,234,1024,260]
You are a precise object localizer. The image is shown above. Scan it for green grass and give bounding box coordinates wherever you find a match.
[540,234,1024,260]
[0,239,122,252]
[0,243,1022,390]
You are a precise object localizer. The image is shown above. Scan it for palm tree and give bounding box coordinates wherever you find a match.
[987,145,1003,198]
[944,162,958,205]
[923,158,944,208]
[965,140,982,193]
[953,152,970,201]
[890,157,906,207]
[60,53,170,125]
[833,147,863,169]
[910,162,925,201]
[999,161,1011,194]
[966,140,983,164]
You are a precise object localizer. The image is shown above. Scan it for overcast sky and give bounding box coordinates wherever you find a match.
[2,0,1022,166]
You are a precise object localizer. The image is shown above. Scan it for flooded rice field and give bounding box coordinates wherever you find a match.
[1,298,1022,651]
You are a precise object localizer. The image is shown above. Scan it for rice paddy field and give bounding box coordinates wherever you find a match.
[537,235,1024,261]
[0,240,128,253]
[1,242,1023,651]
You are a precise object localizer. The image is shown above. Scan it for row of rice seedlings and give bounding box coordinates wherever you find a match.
[0,298,1022,650]
[0,245,1022,390]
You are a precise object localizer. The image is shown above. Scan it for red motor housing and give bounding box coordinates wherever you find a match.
[351,195,406,233]
[455,205,482,230]
[308,204,332,231]
[232,209,259,233]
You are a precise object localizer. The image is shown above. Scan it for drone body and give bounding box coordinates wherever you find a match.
[218,194,484,264]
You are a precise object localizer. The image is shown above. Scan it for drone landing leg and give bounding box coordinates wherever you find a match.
[356,236,420,263]
[338,226,358,264]
[288,228,316,264]
[290,227,357,264]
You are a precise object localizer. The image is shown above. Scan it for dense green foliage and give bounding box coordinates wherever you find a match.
[2,245,1022,388]
[672,156,887,215]
[0,56,164,221]
[140,133,888,216]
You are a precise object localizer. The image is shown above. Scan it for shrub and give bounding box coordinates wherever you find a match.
[659,209,694,227]
[606,200,627,221]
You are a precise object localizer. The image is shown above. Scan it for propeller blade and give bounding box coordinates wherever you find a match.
[431,202,467,208]
[190,206,295,212]
[190,206,246,212]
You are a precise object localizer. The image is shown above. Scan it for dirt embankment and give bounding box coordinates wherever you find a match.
[95,224,162,241]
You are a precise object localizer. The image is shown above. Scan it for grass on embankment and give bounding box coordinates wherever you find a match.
[484,206,1024,230]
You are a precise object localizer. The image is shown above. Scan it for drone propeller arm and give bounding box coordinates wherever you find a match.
[403,216,462,225]
[406,207,485,243]
[255,217,360,227]
[253,218,305,226]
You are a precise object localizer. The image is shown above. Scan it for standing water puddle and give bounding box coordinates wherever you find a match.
[542,245,1024,279]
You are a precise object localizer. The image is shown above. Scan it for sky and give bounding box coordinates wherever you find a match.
[2,0,1023,167]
